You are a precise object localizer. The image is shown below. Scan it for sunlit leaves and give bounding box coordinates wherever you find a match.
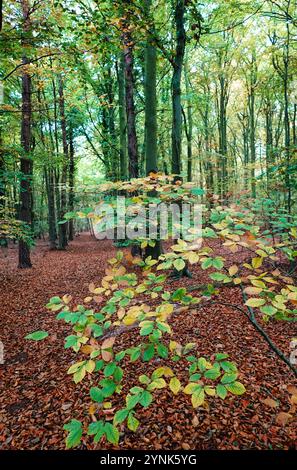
[169,377,181,394]
[64,419,82,449]
[245,298,266,308]
[25,330,48,341]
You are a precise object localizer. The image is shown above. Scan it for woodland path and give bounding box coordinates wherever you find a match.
[0,233,296,450]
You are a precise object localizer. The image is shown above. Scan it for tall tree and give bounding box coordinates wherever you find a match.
[116,54,128,179]
[144,0,158,174]
[171,0,186,175]
[57,75,68,250]
[19,0,32,268]
[120,1,139,178]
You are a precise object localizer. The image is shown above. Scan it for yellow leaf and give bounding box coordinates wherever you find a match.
[169,377,181,394]
[184,383,198,395]
[204,386,216,396]
[85,359,95,373]
[62,294,72,304]
[229,265,238,276]
[252,257,263,269]
[244,286,263,295]
[245,298,266,308]
[191,389,205,408]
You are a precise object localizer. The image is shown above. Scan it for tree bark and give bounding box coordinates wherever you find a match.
[68,128,75,241]
[58,75,68,250]
[121,4,138,178]
[19,0,32,268]
[171,0,186,175]
[116,54,128,179]
[144,0,158,174]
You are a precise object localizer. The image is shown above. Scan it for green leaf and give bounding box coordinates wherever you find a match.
[113,366,123,383]
[113,408,129,425]
[191,187,205,196]
[220,361,237,373]
[90,324,103,338]
[215,353,229,361]
[127,412,140,431]
[139,390,153,407]
[126,393,140,410]
[104,362,117,377]
[88,421,105,443]
[212,258,224,270]
[99,379,117,398]
[204,367,221,380]
[201,258,213,270]
[216,384,227,399]
[140,321,154,336]
[226,381,246,395]
[64,335,78,349]
[25,330,48,341]
[221,372,238,384]
[173,258,186,271]
[63,419,82,449]
[139,374,150,385]
[143,344,154,361]
[260,305,277,316]
[209,272,230,282]
[157,343,168,358]
[90,387,104,402]
[50,296,62,305]
[104,422,119,445]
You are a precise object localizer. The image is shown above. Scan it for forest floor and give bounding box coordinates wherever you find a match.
[0,233,296,450]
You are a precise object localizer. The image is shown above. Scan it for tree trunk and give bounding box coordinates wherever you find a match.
[116,54,128,179]
[121,5,138,178]
[68,128,75,241]
[45,168,57,249]
[265,101,273,189]
[144,0,158,174]
[184,58,192,181]
[19,0,32,268]
[58,75,68,250]
[218,74,228,198]
[171,0,186,175]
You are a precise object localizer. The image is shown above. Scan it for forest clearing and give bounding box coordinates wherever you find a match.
[0,0,297,459]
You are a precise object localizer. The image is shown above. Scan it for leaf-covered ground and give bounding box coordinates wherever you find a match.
[0,233,296,450]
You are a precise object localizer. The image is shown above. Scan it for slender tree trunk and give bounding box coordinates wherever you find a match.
[144,0,158,174]
[283,42,291,213]
[218,74,228,198]
[58,75,68,250]
[184,59,192,181]
[45,168,57,249]
[68,128,75,241]
[116,54,128,179]
[171,0,186,175]
[19,0,32,268]
[121,5,138,178]
[265,101,273,189]
[249,89,256,198]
